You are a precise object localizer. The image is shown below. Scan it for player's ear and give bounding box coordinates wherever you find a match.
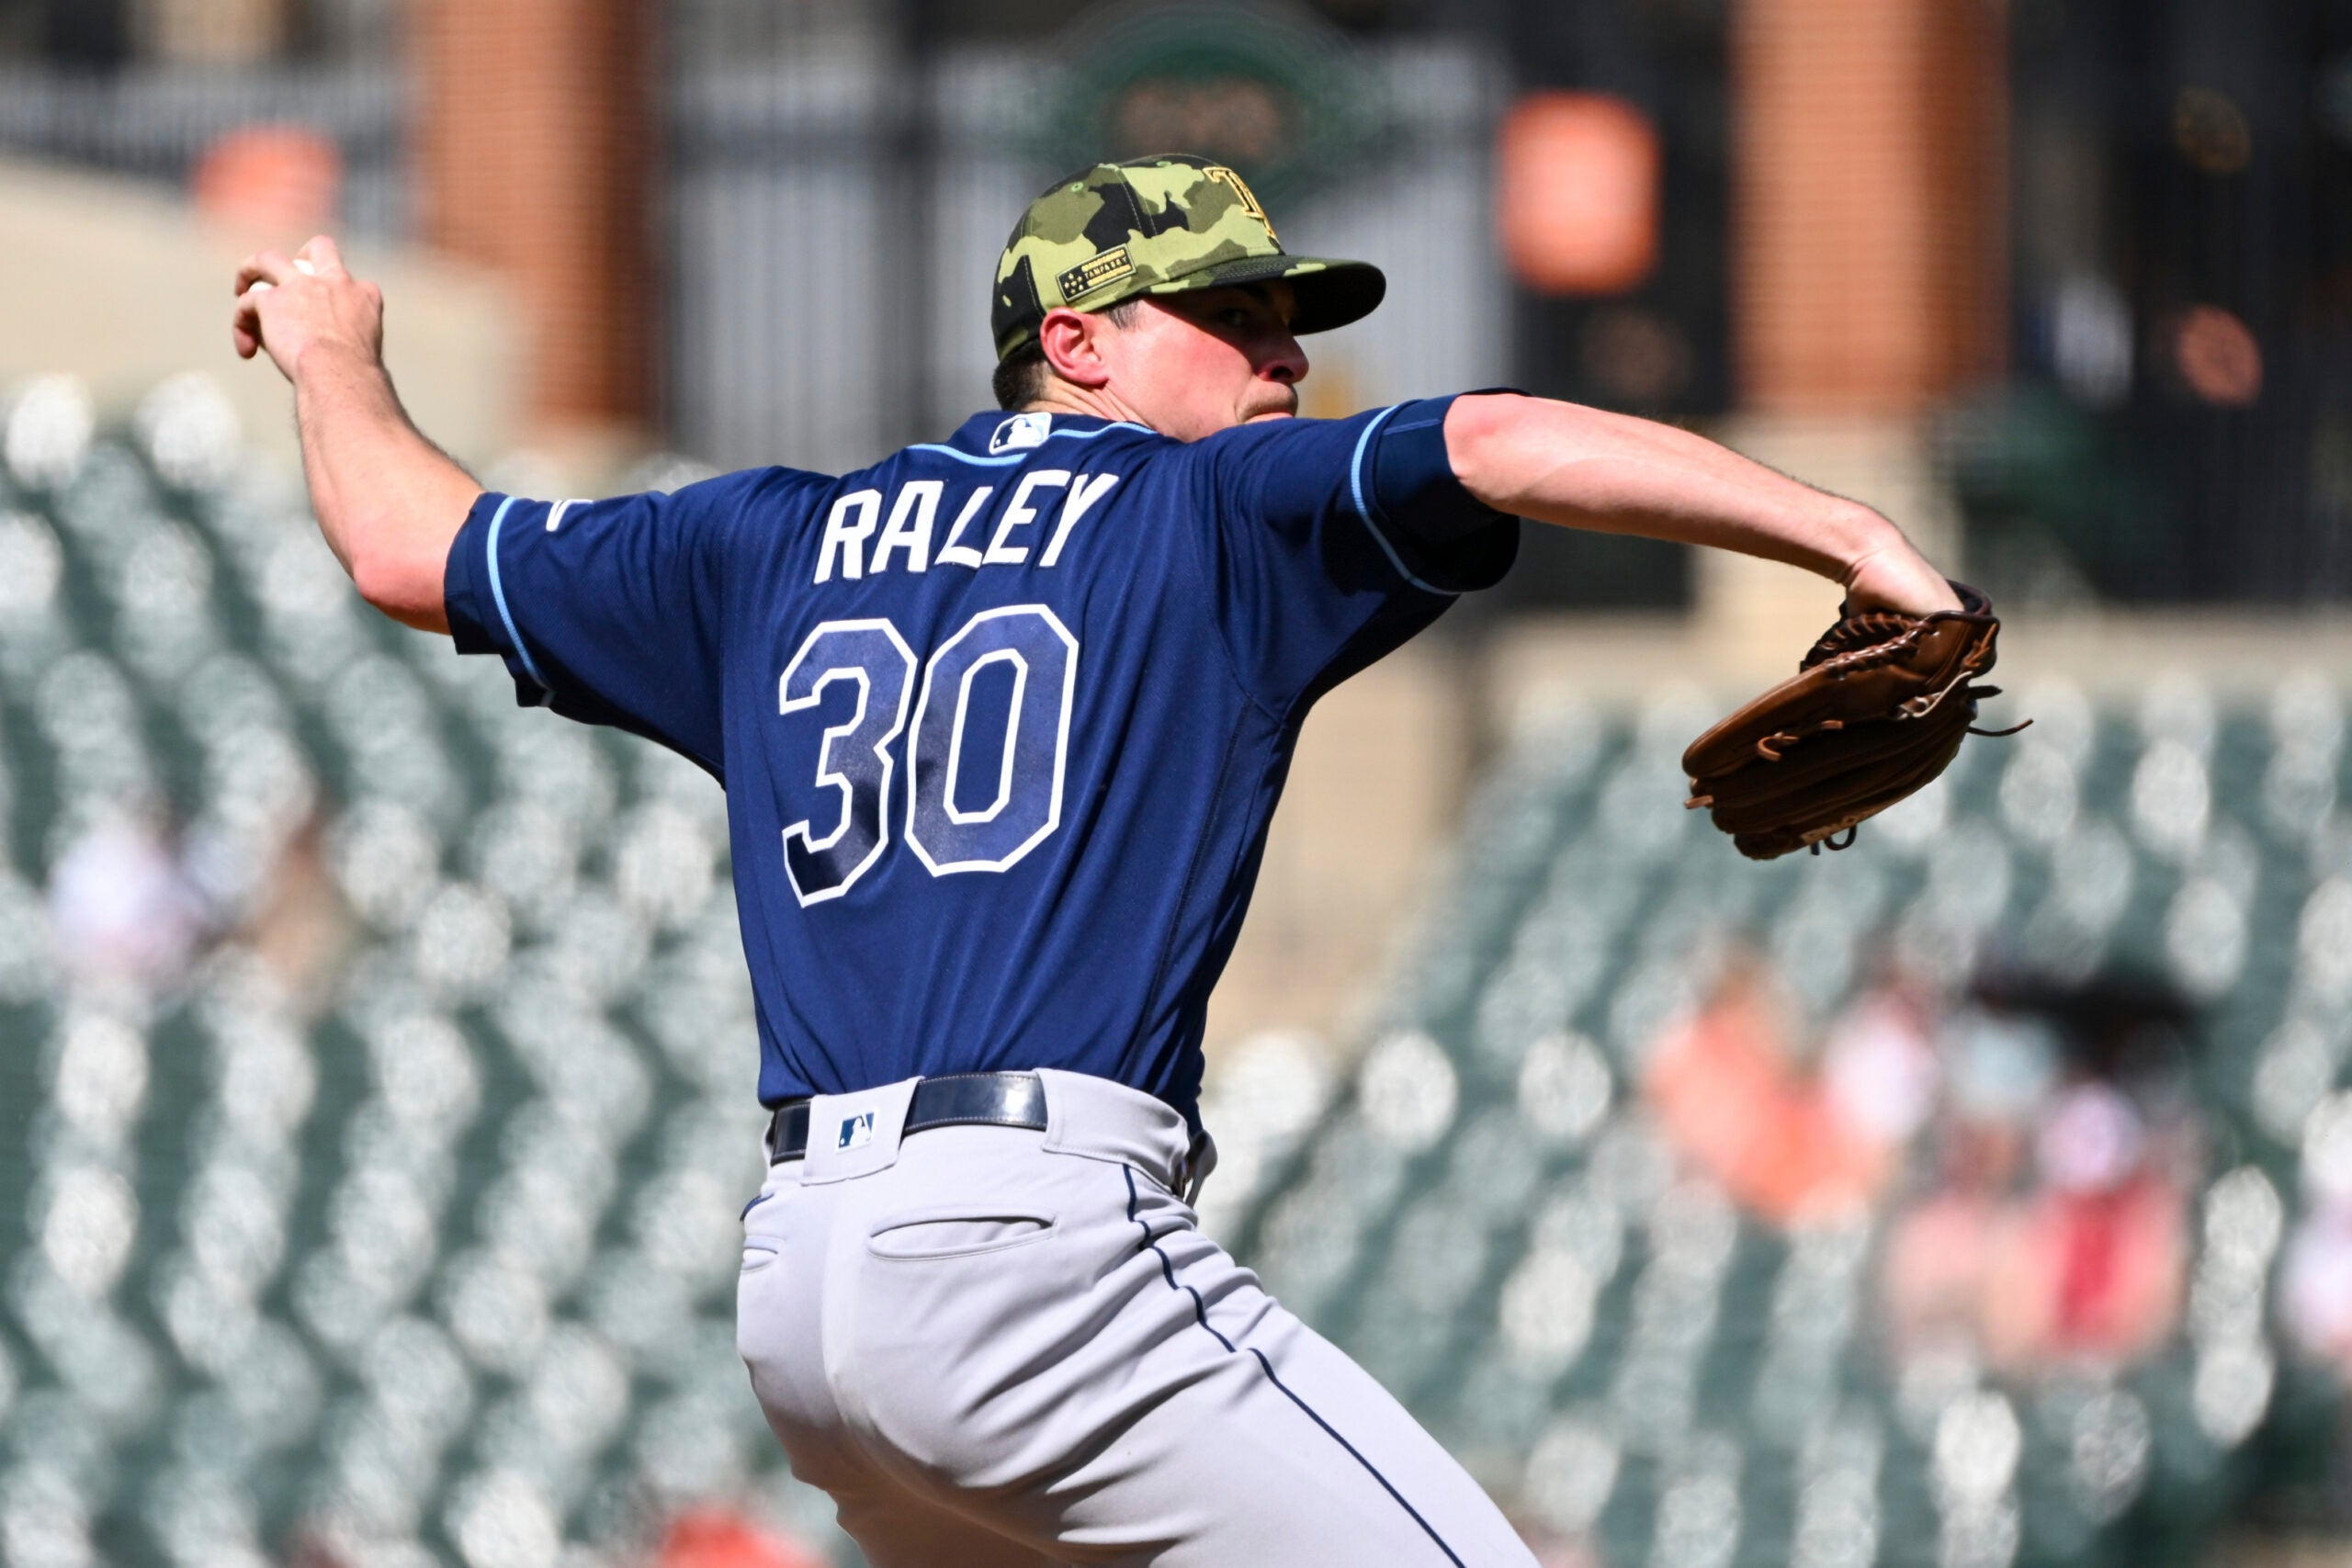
[1037,307,1112,389]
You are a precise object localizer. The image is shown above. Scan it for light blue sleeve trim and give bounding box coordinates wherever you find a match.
[483,494,553,699]
[1346,404,1454,597]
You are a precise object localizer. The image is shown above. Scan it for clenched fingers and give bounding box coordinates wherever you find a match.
[232,283,271,358]
[296,234,348,278]
[229,248,324,357]
[230,234,385,374]
[234,249,299,298]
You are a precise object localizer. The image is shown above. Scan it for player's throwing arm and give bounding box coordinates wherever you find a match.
[232,234,481,632]
[1444,393,2014,855]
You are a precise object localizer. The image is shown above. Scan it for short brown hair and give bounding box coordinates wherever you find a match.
[991,299,1144,411]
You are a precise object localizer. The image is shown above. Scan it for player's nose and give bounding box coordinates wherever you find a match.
[1261,333,1308,385]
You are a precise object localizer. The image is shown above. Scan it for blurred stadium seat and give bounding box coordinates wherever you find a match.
[0,378,852,1567]
[1216,666,2352,1568]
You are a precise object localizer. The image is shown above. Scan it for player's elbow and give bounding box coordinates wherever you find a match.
[349,541,450,632]
[1442,391,1545,510]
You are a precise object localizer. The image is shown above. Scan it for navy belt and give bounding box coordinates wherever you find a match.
[765,1071,1048,1164]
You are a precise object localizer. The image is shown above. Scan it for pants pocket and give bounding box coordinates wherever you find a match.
[866,1207,1057,1260]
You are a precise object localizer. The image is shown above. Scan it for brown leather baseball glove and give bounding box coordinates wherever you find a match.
[1682,582,2018,860]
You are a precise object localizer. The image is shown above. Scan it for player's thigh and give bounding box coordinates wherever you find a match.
[1191,1308,1539,1568]
[1046,1194,1537,1568]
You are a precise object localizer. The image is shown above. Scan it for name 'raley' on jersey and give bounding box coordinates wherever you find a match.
[813,470,1125,583]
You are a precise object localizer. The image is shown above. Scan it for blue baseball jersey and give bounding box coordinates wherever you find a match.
[444,400,1518,1126]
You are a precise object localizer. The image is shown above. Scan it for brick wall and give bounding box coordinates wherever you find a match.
[1733,0,2007,413]
[413,0,659,435]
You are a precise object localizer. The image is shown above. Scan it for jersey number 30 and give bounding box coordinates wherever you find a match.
[777,606,1078,905]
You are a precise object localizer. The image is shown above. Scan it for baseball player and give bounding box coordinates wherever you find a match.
[233,154,1959,1565]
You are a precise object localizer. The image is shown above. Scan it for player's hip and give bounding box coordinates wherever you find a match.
[736,1071,1248,1469]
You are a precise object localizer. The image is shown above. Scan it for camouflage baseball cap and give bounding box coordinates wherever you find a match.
[991,153,1385,361]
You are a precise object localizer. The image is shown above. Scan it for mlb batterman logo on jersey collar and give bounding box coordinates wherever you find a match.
[989,412,1053,454]
[990,152,1387,361]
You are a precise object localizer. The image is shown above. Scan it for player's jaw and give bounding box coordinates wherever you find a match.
[1114,283,1306,440]
[1157,283,1305,432]
[1031,279,1306,440]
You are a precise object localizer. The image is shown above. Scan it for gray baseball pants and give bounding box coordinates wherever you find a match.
[735,1067,1538,1566]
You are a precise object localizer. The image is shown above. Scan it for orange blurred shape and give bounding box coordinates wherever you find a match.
[656,1508,826,1568]
[193,125,341,234]
[1495,92,1659,297]
[2171,305,2263,406]
[1645,969,1890,1226]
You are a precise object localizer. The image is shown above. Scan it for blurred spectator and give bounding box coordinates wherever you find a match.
[1883,1122,2014,1361]
[1822,986,1942,1147]
[1883,1008,2055,1354]
[45,804,209,997]
[1940,1006,2060,1175]
[654,1506,827,1568]
[1510,1516,1603,1568]
[283,1529,352,1568]
[1645,958,1906,1224]
[2281,1206,2352,1372]
[1980,1082,2187,1371]
[2283,1092,2352,1376]
[1884,973,2196,1380]
[239,810,355,1014]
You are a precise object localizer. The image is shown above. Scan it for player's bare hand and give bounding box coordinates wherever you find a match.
[232,235,384,383]
[1843,539,1965,617]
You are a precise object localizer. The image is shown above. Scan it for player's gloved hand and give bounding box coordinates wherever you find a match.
[1682,581,2022,859]
[1841,542,1965,617]
[232,234,385,384]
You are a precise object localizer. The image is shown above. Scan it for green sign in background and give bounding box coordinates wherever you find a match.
[1032,1,1389,206]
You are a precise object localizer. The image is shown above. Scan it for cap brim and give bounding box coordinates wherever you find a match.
[1141,254,1386,335]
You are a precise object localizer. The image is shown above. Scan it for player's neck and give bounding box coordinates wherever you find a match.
[1020,381,1153,434]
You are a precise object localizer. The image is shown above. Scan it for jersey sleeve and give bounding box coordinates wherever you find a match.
[441,468,795,776]
[1186,395,1520,710]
